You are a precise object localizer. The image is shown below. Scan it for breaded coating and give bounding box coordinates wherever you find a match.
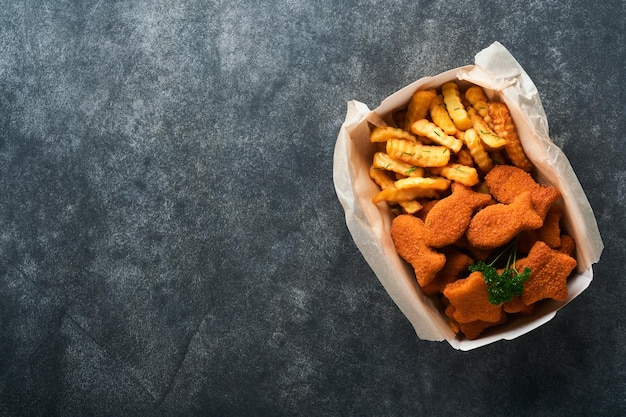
[502,296,535,314]
[443,271,503,323]
[518,204,563,252]
[421,249,474,296]
[414,198,440,222]
[556,234,576,257]
[390,215,446,287]
[485,165,561,219]
[516,241,577,305]
[450,236,493,261]
[466,192,543,250]
[445,299,507,339]
[424,182,493,248]
[458,310,507,340]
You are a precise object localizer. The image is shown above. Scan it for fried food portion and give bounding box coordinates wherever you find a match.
[429,163,479,187]
[454,308,508,340]
[414,198,440,222]
[451,235,494,261]
[410,119,463,152]
[467,107,506,150]
[518,204,563,252]
[370,125,418,143]
[373,152,425,178]
[441,82,473,130]
[391,214,446,287]
[516,241,577,305]
[466,191,543,250]
[424,182,493,248]
[462,128,493,172]
[488,102,533,172]
[429,94,457,135]
[404,89,437,131]
[502,295,535,314]
[455,148,475,167]
[556,234,576,257]
[421,249,474,296]
[443,271,503,323]
[364,81,581,341]
[369,166,424,214]
[445,299,508,340]
[464,85,491,124]
[386,138,451,168]
[485,165,561,219]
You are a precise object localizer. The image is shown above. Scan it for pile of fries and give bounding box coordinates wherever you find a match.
[370,82,532,214]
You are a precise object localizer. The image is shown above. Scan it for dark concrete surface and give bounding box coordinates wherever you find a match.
[0,1,624,416]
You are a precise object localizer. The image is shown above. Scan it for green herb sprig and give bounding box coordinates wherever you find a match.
[468,234,531,305]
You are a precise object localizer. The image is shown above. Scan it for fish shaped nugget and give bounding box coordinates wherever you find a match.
[466,191,543,250]
[391,214,446,287]
[424,182,493,248]
[484,165,561,219]
[516,241,577,305]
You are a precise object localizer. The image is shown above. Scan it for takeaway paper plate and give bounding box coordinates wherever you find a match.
[333,42,603,350]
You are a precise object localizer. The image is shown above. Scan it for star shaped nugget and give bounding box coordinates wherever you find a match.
[485,165,561,219]
[424,182,493,248]
[443,271,503,324]
[516,241,578,305]
[391,214,446,287]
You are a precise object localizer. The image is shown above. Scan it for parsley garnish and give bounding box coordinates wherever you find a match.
[468,235,531,304]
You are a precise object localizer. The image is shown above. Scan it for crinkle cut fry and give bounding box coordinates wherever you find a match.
[488,102,533,172]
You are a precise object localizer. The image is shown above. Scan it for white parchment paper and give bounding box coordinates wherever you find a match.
[333,42,604,350]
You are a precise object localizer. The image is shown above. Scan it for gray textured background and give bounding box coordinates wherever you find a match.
[0,1,624,416]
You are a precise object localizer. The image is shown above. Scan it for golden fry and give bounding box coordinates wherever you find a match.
[369,166,423,213]
[394,176,451,191]
[410,119,463,153]
[488,102,533,172]
[370,125,417,143]
[372,187,440,203]
[464,86,491,126]
[489,150,508,166]
[462,128,493,172]
[455,148,475,167]
[398,200,423,214]
[373,152,425,178]
[442,82,473,130]
[369,165,395,189]
[386,138,451,167]
[404,90,437,131]
[429,95,457,135]
[467,107,506,150]
[429,163,479,187]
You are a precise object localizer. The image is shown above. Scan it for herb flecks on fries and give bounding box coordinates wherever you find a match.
[367,81,577,340]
